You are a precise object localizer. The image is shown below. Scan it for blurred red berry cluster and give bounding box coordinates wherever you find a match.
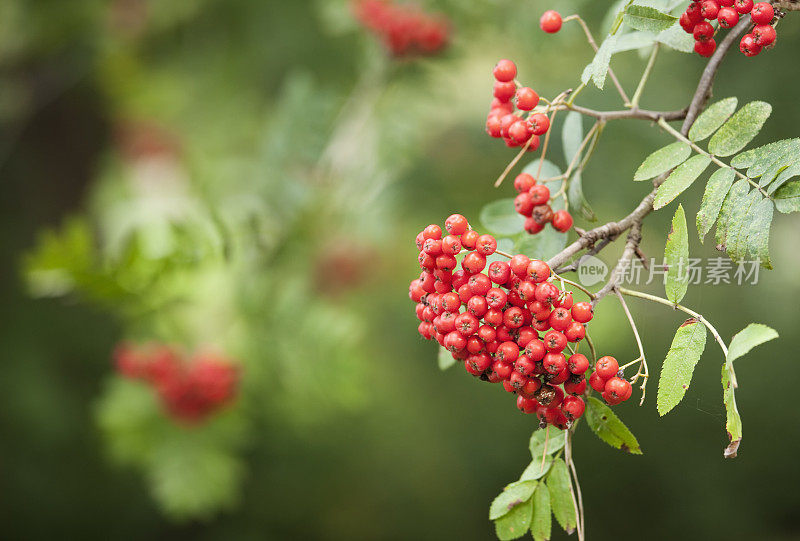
[680,0,777,57]
[353,0,449,57]
[114,343,239,424]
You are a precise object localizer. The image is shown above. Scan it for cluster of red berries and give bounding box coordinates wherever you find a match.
[485,59,551,151]
[353,0,449,57]
[587,355,633,405]
[680,1,777,57]
[512,172,574,235]
[114,343,239,424]
[408,214,631,428]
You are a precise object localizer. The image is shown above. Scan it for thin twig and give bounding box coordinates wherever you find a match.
[614,289,649,406]
[565,430,585,541]
[630,43,659,109]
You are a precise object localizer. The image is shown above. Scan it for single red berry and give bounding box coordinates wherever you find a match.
[528,184,550,206]
[509,254,531,276]
[503,306,525,329]
[734,0,753,13]
[526,259,551,283]
[604,376,632,403]
[739,33,762,56]
[750,1,773,23]
[485,287,508,309]
[516,327,537,348]
[484,308,503,327]
[514,173,537,193]
[717,6,739,27]
[499,114,518,138]
[680,12,697,33]
[514,192,535,217]
[466,335,485,354]
[693,21,715,42]
[497,341,520,364]
[695,37,716,57]
[543,352,567,375]
[451,269,470,290]
[508,120,532,144]
[476,234,498,256]
[441,292,461,312]
[515,355,536,377]
[563,374,587,396]
[444,331,467,353]
[549,307,572,332]
[460,229,479,249]
[528,113,550,135]
[686,1,704,21]
[524,217,545,235]
[422,224,442,240]
[565,321,586,342]
[486,114,503,138]
[752,24,776,46]
[477,325,497,344]
[524,339,546,362]
[462,252,487,273]
[493,360,513,380]
[543,330,567,353]
[493,59,517,82]
[493,81,517,102]
[588,371,606,392]
[539,10,562,33]
[571,302,593,323]
[555,291,573,310]
[488,261,511,284]
[551,210,573,232]
[467,295,488,317]
[468,273,492,296]
[445,214,469,235]
[441,235,462,256]
[454,312,479,336]
[534,281,558,304]
[595,356,619,379]
[699,0,720,20]
[567,353,589,375]
[520,376,542,398]
[531,205,554,226]
[547,365,570,385]
[515,87,539,111]
[517,280,536,302]
[561,395,585,420]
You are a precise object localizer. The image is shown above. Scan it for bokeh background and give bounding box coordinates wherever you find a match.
[2,0,800,539]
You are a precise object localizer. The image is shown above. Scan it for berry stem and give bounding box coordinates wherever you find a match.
[656,117,771,198]
[535,111,558,180]
[564,429,585,541]
[493,132,536,188]
[614,289,649,406]
[629,43,659,110]
[584,331,597,363]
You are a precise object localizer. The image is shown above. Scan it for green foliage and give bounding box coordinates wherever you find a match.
[585,397,642,454]
[653,154,711,209]
[515,228,567,262]
[634,141,691,181]
[489,480,538,520]
[774,179,800,213]
[546,459,577,533]
[480,199,526,236]
[582,33,618,90]
[656,319,707,416]
[727,324,779,364]
[623,5,677,33]
[714,180,773,268]
[721,366,742,458]
[438,346,456,370]
[664,204,689,304]
[529,427,566,459]
[708,102,772,157]
[696,168,735,243]
[562,112,584,166]
[494,495,533,541]
[530,484,552,541]
[567,170,597,221]
[519,456,554,481]
[688,97,738,142]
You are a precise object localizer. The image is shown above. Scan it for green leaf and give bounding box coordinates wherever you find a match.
[744,139,800,179]
[562,112,583,166]
[769,164,800,195]
[655,24,694,53]
[514,228,567,262]
[774,179,800,213]
[546,459,577,534]
[653,154,712,209]
[530,485,552,541]
[567,171,597,222]
[656,319,707,416]
[708,101,772,157]
[581,34,618,90]
[726,189,761,263]
[519,456,554,481]
[480,199,525,236]
[623,5,677,32]
[529,427,566,459]
[585,397,642,454]
[726,323,778,365]
[494,495,533,540]
[664,204,689,304]
[722,365,741,458]
[688,97,738,142]
[613,30,658,53]
[742,197,773,269]
[714,180,749,249]
[438,346,456,370]
[634,141,692,181]
[522,158,563,181]
[489,480,538,520]
[696,168,735,243]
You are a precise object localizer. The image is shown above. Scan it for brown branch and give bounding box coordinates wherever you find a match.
[560,104,687,123]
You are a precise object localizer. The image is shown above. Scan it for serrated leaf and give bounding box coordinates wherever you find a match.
[688,97,738,142]
[562,112,583,166]
[522,158,562,181]
[743,197,773,269]
[653,154,712,209]
[585,397,642,454]
[623,5,677,32]
[581,34,618,90]
[514,228,567,262]
[697,168,735,243]
[494,495,533,541]
[773,179,800,213]
[726,189,760,263]
[529,427,566,459]
[656,319,707,415]
[727,323,778,365]
[715,180,749,249]
[530,485,552,541]
[438,346,456,370]
[722,366,741,458]
[768,164,800,195]
[708,101,772,157]
[480,199,525,236]
[567,171,597,222]
[613,30,658,52]
[519,456,554,481]
[745,139,800,179]
[655,24,694,53]
[664,204,689,303]
[634,141,692,181]
[490,480,538,520]
[546,459,577,534]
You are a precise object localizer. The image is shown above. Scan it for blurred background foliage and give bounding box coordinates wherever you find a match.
[2,0,800,538]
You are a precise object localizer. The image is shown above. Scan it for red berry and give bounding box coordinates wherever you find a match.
[562,395,585,420]
[441,292,460,312]
[686,2,704,21]
[514,173,537,193]
[466,295,488,317]
[514,192,535,217]
[567,353,589,375]
[444,331,467,352]
[694,38,716,57]
[524,217,545,235]
[515,355,536,377]
[486,114,503,138]
[517,395,539,414]
[680,12,697,33]
[488,261,511,284]
[565,321,586,342]
[529,184,550,206]
[503,306,525,329]
[539,10,562,33]
[509,254,531,276]
[445,214,469,235]
[543,352,567,375]
[693,21,714,42]
[739,33,761,56]
[468,273,492,296]
[423,224,442,240]
[493,81,517,102]
[588,371,606,392]
[543,330,567,353]
[460,229,479,249]
[462,252,487,273]
[528,113,550,136]
[526,259,551,283]
[752,24,776,46]
[508,120,532,144]
[563,375,587,396]
[441,235,462,255]
[734,0,753,13]
[717,6,739,27]
[604,376,632,403]
[571,302,593,323]
[476,234,498,256]
[493,59,517,82]
[750,1,773,23]
[551,210,573,232]
[486,287,508,309]
[595,356,619,379]
[524,339,546,362]
[549,307,572,332]
[534,282,559,304]
[454,312,479,336]
[515,87,539,111]
[699,0,720,20]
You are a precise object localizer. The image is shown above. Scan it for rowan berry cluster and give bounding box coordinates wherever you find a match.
[114,343,239,423]
[512,172,574,235]
[408,214,629,428]
[680,0,777,57]
[353,0,449,57]
[485,59,551,151]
